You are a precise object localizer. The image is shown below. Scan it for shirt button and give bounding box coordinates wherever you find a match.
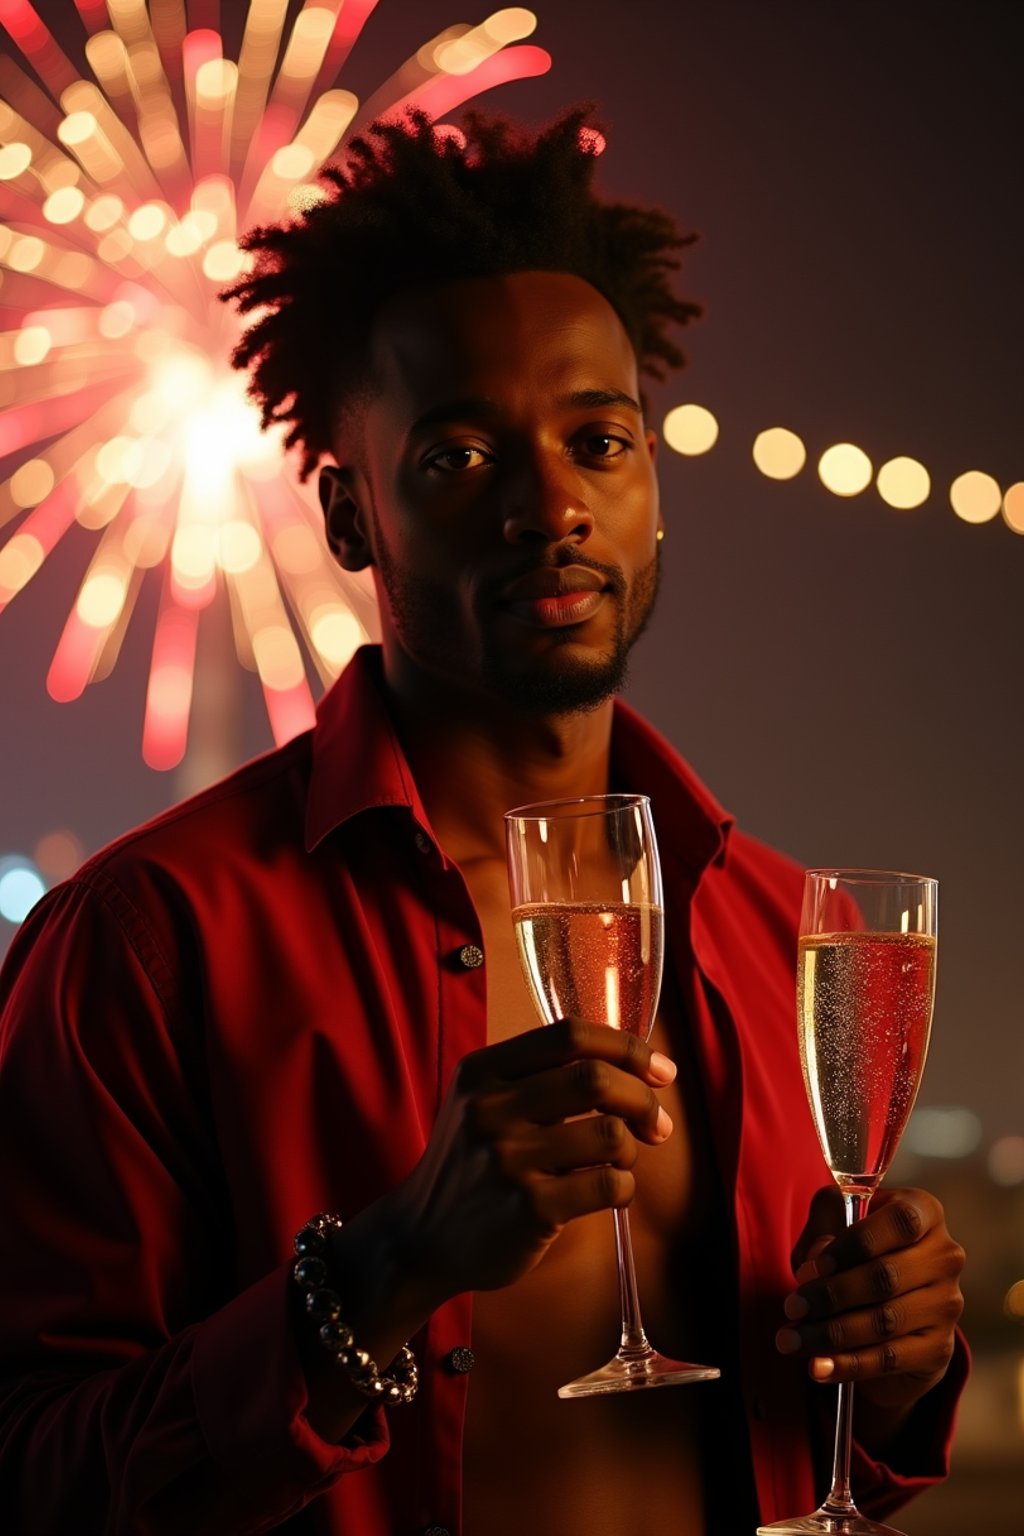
[444,1346,476,1374]
[458,943,484,970]
[414,831,431,854]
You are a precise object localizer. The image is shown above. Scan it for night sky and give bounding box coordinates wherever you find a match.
[2,1,1022,1138]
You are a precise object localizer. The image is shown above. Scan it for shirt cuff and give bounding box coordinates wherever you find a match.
[192,1262,390,1494]
[851,1329,971,1517]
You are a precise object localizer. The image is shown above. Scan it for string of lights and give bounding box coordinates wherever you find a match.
[663,403,1024,532]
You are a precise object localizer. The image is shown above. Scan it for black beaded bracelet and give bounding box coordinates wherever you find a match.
[292,1213,419,1406]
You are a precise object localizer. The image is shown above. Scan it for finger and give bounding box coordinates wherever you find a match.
[803,1326,958,1387]
[790,1185,844,1274]
[457,1018,676,1092]
[508,1114,640,1176]
[784,1232,965,1321]
[530,1164,636,1226]
[777,1279,963,1359]
[514,1057,671,1144]
[801,1189,943,1280]
[794,1235,839,1286]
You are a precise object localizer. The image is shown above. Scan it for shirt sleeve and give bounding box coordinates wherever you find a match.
[0,877,389,1535]
[849,1329,970,1520]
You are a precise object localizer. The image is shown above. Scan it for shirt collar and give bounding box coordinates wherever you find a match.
[305,645,431,852]
[609,694,734,877]
[305,645,734,877]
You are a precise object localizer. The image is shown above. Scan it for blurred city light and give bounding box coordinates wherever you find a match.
[988,1135,1024,1187]
[0,857,46,924]
[902,1105,983,1159]
[33,830,85,883]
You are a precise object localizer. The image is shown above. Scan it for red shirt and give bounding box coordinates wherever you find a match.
[0,646,965,1534]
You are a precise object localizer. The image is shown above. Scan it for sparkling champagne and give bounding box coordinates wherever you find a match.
[513,901,664,1038]
[798,930,936,1193]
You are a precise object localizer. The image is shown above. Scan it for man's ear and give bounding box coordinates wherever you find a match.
[318,465,374,571]
[644,431,664,542]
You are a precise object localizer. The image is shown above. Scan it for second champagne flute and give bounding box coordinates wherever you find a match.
[758,868,938,1536]
[505,792,720,1398]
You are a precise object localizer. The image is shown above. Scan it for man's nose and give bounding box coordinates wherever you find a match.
[501,457,595,545]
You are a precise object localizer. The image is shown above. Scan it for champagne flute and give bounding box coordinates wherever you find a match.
[505,792,720,1398]
[758,868,938,1536]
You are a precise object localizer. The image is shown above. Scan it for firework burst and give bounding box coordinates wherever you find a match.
[0,1,550,769]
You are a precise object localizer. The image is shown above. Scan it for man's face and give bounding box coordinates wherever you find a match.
[324,270,662,714]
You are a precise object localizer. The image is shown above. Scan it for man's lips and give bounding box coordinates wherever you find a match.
[495,567,610,628]
[496,566,607,601]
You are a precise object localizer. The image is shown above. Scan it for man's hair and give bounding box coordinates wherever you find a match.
[223,105,700,480]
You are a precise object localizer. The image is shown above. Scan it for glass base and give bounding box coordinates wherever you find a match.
[557,1348,720,1399]
[757,1510,904,1535]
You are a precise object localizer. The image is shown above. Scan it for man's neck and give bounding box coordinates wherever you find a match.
[382,667,616,865]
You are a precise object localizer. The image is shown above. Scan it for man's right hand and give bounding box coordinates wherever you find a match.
[383,1018,677,1308]
[297,1020,675,1441]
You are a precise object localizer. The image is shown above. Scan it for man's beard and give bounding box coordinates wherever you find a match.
[371,507,661,715]
[480,549,659,712]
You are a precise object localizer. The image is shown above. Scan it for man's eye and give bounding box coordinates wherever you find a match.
[426,446,491,473]
[578,434,628,459]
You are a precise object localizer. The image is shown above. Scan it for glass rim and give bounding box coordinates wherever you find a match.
[505,793,650,822]
[804,866,937,888]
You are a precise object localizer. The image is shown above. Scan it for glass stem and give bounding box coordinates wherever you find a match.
[820,1191,870,1516]
[613,1207,651,1356]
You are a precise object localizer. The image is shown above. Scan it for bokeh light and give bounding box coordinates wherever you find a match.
[752,427,806,480]
[310,607,362,669]
[818,443,873,497]
[10,460,55,508]
[0,857,46,924]
[1000,482,1024,535]
[43,186,86,225]
[662,403,719,456]
[950,470,1002,524]
[902,1105,983,1159]
[0,3,552,771]
[876,455,930,510]
[988,1134,1024,1187]
[0,142,32,179]
[34,830,85,883]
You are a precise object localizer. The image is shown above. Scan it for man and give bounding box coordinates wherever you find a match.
[0,109,965,1534]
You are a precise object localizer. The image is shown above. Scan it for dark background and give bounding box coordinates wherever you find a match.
[3,3,1023,1529]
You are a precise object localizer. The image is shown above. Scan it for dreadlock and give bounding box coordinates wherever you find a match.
[222,105,700,481]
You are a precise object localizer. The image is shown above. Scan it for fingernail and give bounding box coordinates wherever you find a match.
[649,1051,677,1083]
[655,1106,673,1139]
[775,1328,801,1355]
[811,1357,835,1381]
[795,1254,836,1284]
[783,1293,809,1321]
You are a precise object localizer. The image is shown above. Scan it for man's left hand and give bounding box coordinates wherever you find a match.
[776,1185,965,1417]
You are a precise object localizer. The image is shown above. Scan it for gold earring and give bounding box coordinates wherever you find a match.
[656,528,665,542]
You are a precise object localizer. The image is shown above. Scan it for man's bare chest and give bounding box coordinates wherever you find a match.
[461,861,716,1535]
